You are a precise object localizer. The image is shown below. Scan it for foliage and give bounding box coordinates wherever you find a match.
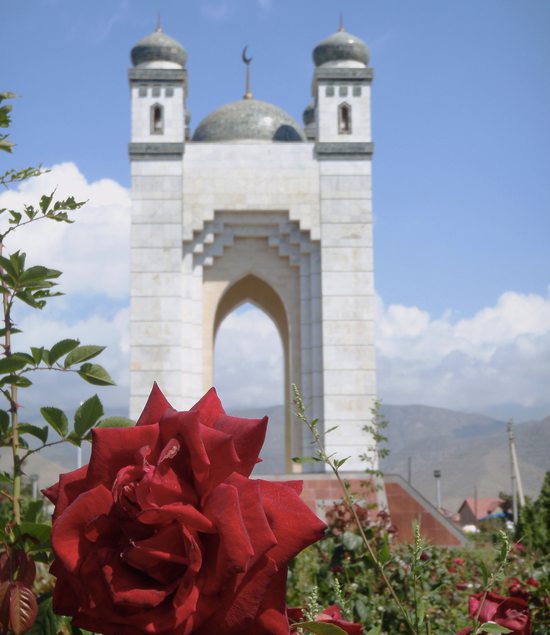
[0,93,115,634]
[288,514,550,634]
[290,385,549,634]
[516,471,550,555]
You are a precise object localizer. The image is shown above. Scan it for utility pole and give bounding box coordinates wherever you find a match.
[434,469,442,510]
[508,420,525,524]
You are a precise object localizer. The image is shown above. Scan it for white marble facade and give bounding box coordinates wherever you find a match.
[129,27,377,472]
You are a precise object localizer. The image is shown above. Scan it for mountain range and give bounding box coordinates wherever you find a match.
[1,403,548,515]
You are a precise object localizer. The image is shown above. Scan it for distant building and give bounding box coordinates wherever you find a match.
[128,23,376,475]
[458,497,505,526]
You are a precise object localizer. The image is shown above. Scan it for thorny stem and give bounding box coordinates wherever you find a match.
[471,532,511,634]
[1,239,20,523]
[292,384,418,635]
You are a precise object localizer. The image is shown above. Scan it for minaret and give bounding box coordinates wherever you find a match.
[312,25,373,147]
[129,21,188,147]
[128,24,188,417]
[309,26,377,472]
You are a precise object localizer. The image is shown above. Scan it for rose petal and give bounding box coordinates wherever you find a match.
[136,382,174,426]
[190,387,225,427]
[213,414,268,476]
[193,555,279,635]
[51,485,114,572]
[102,554,176,608]
[43,465,88,520]
[137,504,214,533]
[202,483,255,588]
[86,424,161,487]
[257,479,326,563]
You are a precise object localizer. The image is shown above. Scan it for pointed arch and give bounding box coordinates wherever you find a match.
[213,274,292,473]
[151,103,164,135]
[338,101,352,134]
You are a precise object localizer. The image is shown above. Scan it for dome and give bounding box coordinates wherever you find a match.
[303,102,315,126]
[313,30,369,67]
[131,28,187,68]
[192,99,305,143]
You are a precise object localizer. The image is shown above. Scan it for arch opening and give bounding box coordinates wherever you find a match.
[151,103,164,134]
[338,101,352,134]
[213,274,290,474]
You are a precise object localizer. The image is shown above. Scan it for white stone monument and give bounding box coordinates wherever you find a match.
[128,24,376,473]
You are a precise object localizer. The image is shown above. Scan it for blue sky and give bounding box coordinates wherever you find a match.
[2,0,550,419]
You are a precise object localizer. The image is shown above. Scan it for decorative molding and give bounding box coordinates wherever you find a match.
[128,142,184,159]
[183,211,318,269]
[315,67,374,83]
[315,142,374,160]
[128,68,187,83]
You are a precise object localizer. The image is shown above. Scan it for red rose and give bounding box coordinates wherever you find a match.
[44,384,326,634]
[456,592,531,635]
[289,605,363,635]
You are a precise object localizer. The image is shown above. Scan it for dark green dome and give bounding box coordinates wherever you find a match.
[303,102,315,126]
[192,99,305,143]
[131,29,187,67]
[313,30,369,67]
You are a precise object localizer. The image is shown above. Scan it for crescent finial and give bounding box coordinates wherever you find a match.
[242,46,253,65]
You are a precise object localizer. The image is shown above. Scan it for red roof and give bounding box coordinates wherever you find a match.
[459,497,503,520]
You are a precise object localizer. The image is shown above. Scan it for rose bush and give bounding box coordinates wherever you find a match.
[44,384,326,634]
[457,591,531,635]
[288,605,363,635]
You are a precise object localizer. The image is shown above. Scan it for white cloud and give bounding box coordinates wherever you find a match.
[0,162,130,416]
[212,289,550,415]
[0,162,130,299]
[214,304,283,409]
[15,307,130,414]
[376,289,550,412]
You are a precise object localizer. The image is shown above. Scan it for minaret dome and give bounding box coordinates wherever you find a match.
[313,29,369,68]
[131,26,187,69]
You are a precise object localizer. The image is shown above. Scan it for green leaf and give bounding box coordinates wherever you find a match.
[17,522,51,545]
[19,423,48,444]
[0,471,11,482]
[417,598,425,627]
[292,456,322,464]
[95,416,134,429]
[19,265,62,286]
[48,338,79,365]
[366,627,382,635]
[39,192,54,214]
[30,347,44,365]
[40,407,68,437]
[74,394,104,437]
[0,327,22,337]
[292,623,348,635]
[0,409,9,434]
[0,356,28,373]
[11,352,35,365]
[479,560,489,587]
[65,431,82,447]
[0,253,18,278]
[64,345,105,368]
[334,457,350,469]
[77,363,114,386]
[479,623,513,634]
[23,500,44,523]
[0,374,33,388]
[379,534,391,565]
